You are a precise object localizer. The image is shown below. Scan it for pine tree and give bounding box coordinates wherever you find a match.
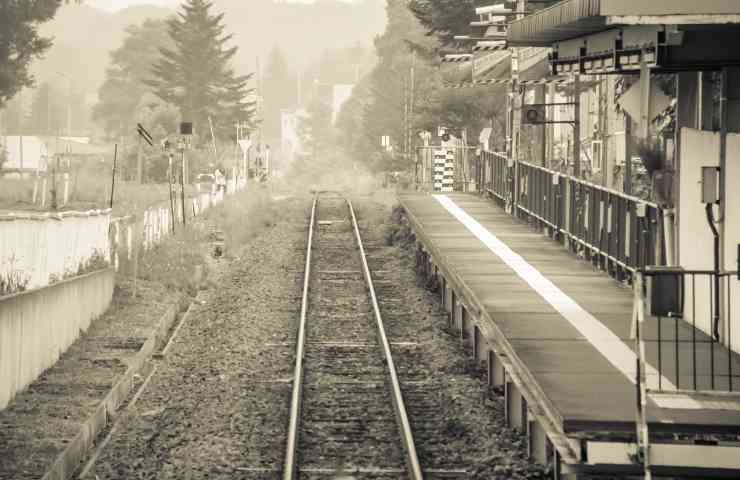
[147,0,256,138]
[408,0,480,47]
[0,1,60,107]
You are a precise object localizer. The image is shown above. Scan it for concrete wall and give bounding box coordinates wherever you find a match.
[679,128,739,353]
[0,268,115,409]
[0,210,111,291]
[679,128,719,336]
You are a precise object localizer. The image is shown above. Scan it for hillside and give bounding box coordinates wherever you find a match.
[32,0,386,93]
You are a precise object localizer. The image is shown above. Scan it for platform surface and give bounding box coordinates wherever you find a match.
[401,192,740,434]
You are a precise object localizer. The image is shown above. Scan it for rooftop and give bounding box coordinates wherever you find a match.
[508,0,740,46]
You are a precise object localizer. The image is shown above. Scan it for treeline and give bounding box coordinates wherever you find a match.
[327,0,504,173]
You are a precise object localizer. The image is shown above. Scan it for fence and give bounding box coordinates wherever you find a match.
[479,152,665,276]
[109,177,245,272]
[0,210,111,292]
[634,269,740,394]
[0,268,115,409]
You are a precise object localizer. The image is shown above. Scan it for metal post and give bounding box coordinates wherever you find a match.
[573,74,581,178]
[633,273,652,480]
[625,114,633,195]
[168,154,176,233]
[109,144,117,208]
[137,134,143,184]
[180,150,187,227]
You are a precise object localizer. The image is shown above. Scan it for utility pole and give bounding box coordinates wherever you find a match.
[256,56,263,173]
[410,50,416,164]
[573,74,581,178]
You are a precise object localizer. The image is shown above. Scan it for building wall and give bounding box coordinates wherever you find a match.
[675,129,739,352]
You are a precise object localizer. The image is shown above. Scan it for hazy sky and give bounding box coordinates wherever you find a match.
[91,0,344,11]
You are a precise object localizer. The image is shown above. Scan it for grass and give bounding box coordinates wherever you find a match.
[0,172,200,219]
[132,185,282,298]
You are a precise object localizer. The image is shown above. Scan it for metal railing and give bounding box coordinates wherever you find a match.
[479,155,665,277]
[480,150,509,203]
[635,269,739,393]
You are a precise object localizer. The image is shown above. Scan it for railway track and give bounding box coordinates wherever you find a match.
[283,192,423,480]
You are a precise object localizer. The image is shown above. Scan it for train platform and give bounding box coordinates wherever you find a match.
[399,192,740,478]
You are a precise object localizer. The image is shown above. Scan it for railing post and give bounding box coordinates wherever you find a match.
[632,272,652,479]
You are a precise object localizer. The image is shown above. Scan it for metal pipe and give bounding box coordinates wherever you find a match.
[706,203,721,341]
[283,195,317,480]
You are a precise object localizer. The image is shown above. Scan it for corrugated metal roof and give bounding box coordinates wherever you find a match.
[509,0,740,46]
[508,0,604,46]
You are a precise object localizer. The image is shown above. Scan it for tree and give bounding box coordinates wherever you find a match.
[147,0,256,139]
[408,0,481,48]
[262,45,294,141]
[298,90,332,161]
[93,20,172,139]
[0,1,61,107]
[0,143,7,170]
[1,95,27,134]
[25,82,66,134]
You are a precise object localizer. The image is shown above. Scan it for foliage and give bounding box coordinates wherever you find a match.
[93,19,173,139]
[634,137,664,176]
[262,46,295,141]
[147,0,257,139]
[334,0,504,175]
[0,269,30,297]
[298,90,333,160]
[0,0,61,108]
[407,0,480,48]
[0,144,7,170]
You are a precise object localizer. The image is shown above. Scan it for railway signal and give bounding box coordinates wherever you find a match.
[136,123,153,146]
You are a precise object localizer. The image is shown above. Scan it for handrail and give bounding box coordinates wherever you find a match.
[518,160,660,208]
[282,194,317,480]
[348,199,424,480]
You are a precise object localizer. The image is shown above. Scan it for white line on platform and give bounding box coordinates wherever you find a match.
[434,194,675,390]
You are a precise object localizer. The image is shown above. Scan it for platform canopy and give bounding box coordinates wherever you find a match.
[508,0,740,74]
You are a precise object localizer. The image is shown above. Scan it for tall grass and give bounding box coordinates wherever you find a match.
[0,169,197,218]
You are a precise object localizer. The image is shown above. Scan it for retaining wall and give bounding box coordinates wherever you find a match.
[0,210,111,291]
[0,268,115,409]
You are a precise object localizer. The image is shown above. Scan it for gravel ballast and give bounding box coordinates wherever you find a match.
[6,191,547,480]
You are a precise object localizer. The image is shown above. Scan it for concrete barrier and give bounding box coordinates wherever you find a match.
[0,210,111,291]
[0,268,115,409]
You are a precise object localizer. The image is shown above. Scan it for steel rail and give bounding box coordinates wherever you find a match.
[348,199,424,480]
[283,194,317,480]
